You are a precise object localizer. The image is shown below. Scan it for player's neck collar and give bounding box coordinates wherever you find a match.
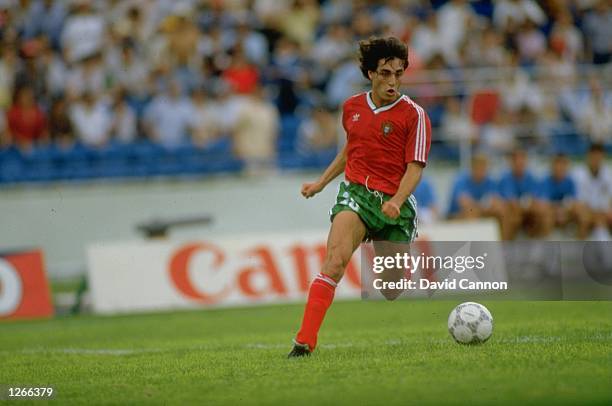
[366,91,404,114]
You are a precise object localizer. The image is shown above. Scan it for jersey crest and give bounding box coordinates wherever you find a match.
[381,121,393,137]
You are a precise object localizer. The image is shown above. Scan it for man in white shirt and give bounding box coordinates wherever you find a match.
[233,86,279,170]
[573,144,612,240]
[60,0,106,63]
[143,81,193,149]
[69,92,112,148]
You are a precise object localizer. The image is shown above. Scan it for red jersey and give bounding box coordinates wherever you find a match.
[342,91,431,195]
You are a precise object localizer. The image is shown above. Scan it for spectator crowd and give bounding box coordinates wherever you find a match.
[0,0,610,164]
[0,0,610,240]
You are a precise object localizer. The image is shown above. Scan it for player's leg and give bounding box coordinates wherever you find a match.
[372,239,410,301]
[321,210,367,281]
[290,211,366,356]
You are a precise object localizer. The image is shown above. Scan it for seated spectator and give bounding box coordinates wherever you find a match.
[21,0,67,48]
[579,79,611,144]
[60,0,106,64]
[479,109,515,154]
[48,95,74,149]
[447,155,513,240]
[279,0,320,49]
[320,0,353,26]
[583,1,611,65]
[464,25,508,68]
[269,37,306,114]
[326,56,366,108]
[39,36,69,98]
[233,86,279,171]
[515,20,547,64]
[502,55,544,118]
[234,19,269,67]
[111,89,137,144]
[540,154,591,239]
[69,92,112,148]
[143,80,193,149]
[573,144,612,240]
[549,11,584,63]
[222,47,259,95]
[498,148,548,238]
[311,23,352,69]
[109,41,149,99]
[410,12,445,66]
[66,53,106,100]
[413,176,439,224]
[190,87,222,147]
[437,0,479,54]
[441,97,476,144]
[6,85,48,150]
[297,106,338,155]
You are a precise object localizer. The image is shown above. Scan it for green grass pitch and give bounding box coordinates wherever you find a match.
[1,300,611,405]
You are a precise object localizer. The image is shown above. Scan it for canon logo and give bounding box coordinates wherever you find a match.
[168,242,361,304]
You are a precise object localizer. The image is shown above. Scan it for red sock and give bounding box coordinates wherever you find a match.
[295,273,337,351]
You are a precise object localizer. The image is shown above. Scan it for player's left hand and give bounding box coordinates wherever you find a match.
[382,201,401,219]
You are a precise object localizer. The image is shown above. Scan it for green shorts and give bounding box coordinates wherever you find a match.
[329,181,418,242]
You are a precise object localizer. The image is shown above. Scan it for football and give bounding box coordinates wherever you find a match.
[448,302,493,344]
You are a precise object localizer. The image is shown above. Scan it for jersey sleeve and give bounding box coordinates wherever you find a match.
[341,99,350,136]
[404,108,432,166]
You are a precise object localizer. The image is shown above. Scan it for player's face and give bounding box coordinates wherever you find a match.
[369,58,405,105]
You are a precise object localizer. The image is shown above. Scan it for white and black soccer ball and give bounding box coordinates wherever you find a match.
[448,302,493,344]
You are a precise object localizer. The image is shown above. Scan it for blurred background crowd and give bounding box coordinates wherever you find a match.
[0,0,610,236]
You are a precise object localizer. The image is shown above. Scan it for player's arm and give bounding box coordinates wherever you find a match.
[382,162,424,218]
[383,106,432,218]
[301,144,347,198]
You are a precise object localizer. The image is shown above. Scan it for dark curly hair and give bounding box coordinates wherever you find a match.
[358,37,409,80]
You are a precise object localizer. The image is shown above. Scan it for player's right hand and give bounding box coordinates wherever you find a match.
[301,182,324,198]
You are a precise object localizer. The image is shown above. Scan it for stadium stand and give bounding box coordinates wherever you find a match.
[0,0,609,191]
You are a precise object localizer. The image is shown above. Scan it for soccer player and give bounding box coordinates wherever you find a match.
[540,154,591,238]
[288,37,431,357]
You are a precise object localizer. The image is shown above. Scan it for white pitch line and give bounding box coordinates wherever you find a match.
[3,334,611,356]
[246,334,612,350]
[0,348,167,356]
